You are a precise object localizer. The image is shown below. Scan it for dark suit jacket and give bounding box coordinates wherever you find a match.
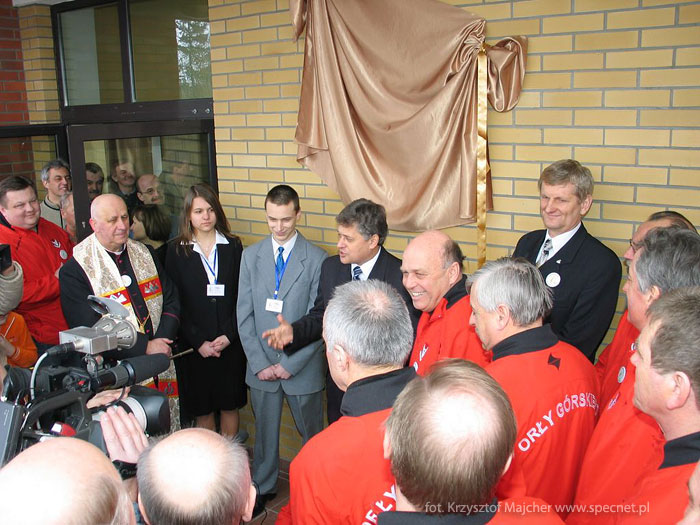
[285,247,418,354]
[513,223,621,361]
[165,236,243,352]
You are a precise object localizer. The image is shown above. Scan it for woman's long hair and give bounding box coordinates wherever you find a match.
[175,183,236,254]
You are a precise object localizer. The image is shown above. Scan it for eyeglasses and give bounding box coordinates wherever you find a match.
[628,239,643,254]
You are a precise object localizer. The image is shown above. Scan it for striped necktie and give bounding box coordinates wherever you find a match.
[536,238,553,267]
[352,266,363,281]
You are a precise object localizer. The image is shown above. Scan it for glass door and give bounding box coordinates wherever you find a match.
[66,119,216,241]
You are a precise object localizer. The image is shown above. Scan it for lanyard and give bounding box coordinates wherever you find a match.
[200,247,218,285]
[274,249,291,299]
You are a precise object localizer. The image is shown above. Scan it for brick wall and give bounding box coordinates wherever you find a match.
[209,0,700,460]
[18,4,59,125]
[0,0,29,126]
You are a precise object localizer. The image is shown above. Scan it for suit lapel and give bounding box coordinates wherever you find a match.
[552,223,587,264]
[277,235,307,301]
[367,248,386,280]
[525,231,547,263]
[539,223,587,274]
[256,236,277,298]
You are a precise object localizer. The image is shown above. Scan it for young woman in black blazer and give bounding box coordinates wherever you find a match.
[166,183,246,436]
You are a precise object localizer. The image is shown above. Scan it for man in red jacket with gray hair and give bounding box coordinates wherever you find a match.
[469,257,598,518]
[277,279,416,525]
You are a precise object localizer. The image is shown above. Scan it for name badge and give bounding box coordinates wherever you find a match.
[266,298,284,313]
[207,284,225,296]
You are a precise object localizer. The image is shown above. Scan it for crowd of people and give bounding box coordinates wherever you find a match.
[0,157,699,524]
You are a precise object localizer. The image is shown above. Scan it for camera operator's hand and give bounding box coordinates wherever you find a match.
[86,387,131,409]
[101,406,148,464]
[146,338,172,357]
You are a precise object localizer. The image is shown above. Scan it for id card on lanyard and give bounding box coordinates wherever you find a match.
[202,247,225,296]
[266,249,290,313]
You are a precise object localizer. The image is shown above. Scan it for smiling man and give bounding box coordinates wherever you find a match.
[39,159,72,228]
[401,230,487,375]
[110,159,139,212]
[262,198,417,423]
[0,175,72,348]
[237,185,327,518]
[512,159,621,361]
[85,162,105,202]
[59,194,179,361]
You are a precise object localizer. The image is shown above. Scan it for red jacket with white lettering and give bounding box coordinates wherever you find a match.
[409,277,489,375]
[593,311,639,409]
[0,217,73,344]
[487,326,599,518]
[567,365,664,525]
[277,367,416,525]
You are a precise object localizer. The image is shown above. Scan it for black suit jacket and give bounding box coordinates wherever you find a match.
[286,247,418,354]
[513,223,621,361]
[165,236,243,353]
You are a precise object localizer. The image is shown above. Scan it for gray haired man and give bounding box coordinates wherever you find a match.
[40,158,72,228]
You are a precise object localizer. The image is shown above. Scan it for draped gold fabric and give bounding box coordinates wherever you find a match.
[290,0,527,234]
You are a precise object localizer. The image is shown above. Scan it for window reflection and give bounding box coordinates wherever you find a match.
[130,0,212,102]
[59,4,123,106]
[83,134,210,235]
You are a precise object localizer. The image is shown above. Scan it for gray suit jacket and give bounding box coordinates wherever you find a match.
[237,233,327,395]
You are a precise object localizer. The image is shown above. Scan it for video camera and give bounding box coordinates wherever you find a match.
[0,296,171,466]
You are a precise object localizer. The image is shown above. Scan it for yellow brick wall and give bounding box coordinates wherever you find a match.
[18,5,59,125]
[209,0,700,460]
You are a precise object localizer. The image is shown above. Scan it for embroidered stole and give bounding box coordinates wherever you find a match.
[72,234,163,333]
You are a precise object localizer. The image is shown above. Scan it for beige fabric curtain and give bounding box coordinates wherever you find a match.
[290,0,527,232]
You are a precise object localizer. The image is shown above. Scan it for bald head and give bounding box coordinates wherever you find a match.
[385,359,516,512]
[0,438,133,525]
[136,174,163,205]
[625,211,697,261]
[89,194,130,252]
[401,230,463,313]
[137,428,254,525]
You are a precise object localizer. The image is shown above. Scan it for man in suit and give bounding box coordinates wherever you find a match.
[237,185,327,517]
[512,159,621,361]
[263,198,418,423]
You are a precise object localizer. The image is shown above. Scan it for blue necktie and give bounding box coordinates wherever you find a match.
[276,246,285,274]
[353,266,362,281]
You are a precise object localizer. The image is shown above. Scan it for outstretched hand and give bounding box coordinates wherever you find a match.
[262,314,293,351]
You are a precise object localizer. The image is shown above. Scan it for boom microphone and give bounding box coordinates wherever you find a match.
[89,354,169,392]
